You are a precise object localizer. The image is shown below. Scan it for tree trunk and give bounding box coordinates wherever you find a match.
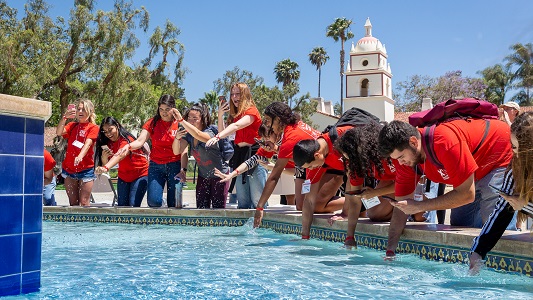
[318,67,321,98]
[340,46,345,113]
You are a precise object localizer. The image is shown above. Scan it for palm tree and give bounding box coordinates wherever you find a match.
[478,64,513,105]
[199,90,219,121]
[326,17,354,113]
[274,58,300,106]
[505,43,533,105]
[308,47,329,98]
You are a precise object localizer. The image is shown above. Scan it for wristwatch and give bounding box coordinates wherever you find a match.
[181,168,187,173]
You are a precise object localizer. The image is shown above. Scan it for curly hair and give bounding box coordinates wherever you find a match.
[510,112,533,210]
[263,102,300,127]
[334,122,385,180]
[378,120,420,157]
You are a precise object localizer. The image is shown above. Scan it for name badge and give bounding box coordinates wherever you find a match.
[72,140,84,149]
[302,179,311,194]
[361,196,381,210]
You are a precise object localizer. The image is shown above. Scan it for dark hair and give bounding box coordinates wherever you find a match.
[184,102,211,130]
[334,122,385,180]
[378,120,420,157]
[293,139,320,167]
[263,102,300,127]
[94,117,137,167]
[150,94,176,133]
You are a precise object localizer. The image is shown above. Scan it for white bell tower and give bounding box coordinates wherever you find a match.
[344,18,394,122]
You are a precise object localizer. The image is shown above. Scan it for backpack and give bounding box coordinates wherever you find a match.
[208,125,234,161]
[408,98,499,168]
[323,107,381,143]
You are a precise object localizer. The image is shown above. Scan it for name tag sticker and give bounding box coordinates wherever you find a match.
[72,140,84,149]
[362,196,381,210]
[302,179,311,194]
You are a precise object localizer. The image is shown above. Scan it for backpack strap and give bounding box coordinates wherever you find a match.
[421,119,491,170]
[421,125,444,169]
[328,125,339,144]
[472,120,490,155]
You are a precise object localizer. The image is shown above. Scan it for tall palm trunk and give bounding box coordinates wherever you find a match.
[340,41,345,112]
[318,67,322,97]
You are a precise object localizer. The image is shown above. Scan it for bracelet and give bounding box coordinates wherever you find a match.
[235,169,240,175]
[386,250,395,256]
[63,116,68,120]
[344,236,355,242]
[176,118,184,123]
[102,166,109,172]
[215,134,221,140]
[301,235,310,240]
[256,207,264,211]
[175,136,181,140]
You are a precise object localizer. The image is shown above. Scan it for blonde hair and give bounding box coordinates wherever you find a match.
[229,82,256,121]
[510,112,533,222]
[75,99,97,124]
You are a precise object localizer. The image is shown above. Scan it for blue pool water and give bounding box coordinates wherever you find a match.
[8,221,533,299]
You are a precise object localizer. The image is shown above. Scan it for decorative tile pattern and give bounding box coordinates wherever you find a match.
[43,212,533,277]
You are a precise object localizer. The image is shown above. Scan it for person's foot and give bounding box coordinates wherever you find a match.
[328,213,347,226]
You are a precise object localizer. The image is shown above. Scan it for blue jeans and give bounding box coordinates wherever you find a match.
[450,167,517,229]
[236,165,268,209]
[43,176,57,206]
[147,160,181,207]
[117,176,148,207]
[61,168,97,182]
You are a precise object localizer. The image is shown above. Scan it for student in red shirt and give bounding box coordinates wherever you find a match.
[334,122,397,248]
[206,82,266,209]
[116,95,187,207]
[43,149,57,206]
[94,117,149,207]
[293,125,355,239]
[378,119,513,259]
[56,99,99,206]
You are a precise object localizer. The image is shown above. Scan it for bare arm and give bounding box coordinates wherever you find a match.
[44,169,54,185]
[56,109,76,136]
[254,158,289,228]
[206,115,255,147]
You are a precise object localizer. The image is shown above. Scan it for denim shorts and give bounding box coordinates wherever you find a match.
[61,168,97,183]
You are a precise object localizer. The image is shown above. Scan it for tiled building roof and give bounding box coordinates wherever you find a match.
[44,127,57,147]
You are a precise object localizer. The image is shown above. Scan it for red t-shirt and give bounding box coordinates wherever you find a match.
[142,118,181,164]
[322,125,352,171]
[278,121,321,162]
[307,125,355,184]
[62,122,99,173]
[44,149,55,172]
[107,137,149,182]
[349,159,398,186]
[233,106,262,144]
[395,119,513,197]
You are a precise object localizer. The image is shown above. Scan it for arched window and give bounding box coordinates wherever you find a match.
[361,79,369,97]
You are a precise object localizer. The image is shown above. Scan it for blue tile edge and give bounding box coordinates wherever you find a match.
[43,212,533,277]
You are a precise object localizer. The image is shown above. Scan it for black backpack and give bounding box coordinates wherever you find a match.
[323,107,381,143]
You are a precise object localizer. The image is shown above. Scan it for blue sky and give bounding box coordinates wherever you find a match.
[7,0,533,104]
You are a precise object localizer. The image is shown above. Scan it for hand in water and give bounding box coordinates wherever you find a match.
[468,252,484,275]
[383,250,396,261]
[253,209,263,228]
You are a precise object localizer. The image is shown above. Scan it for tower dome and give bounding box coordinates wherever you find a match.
[353,18,386,54]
